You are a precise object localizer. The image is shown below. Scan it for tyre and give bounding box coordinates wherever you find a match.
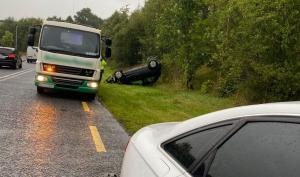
[115,71,123,80]
[148,60,158,69]
[37,87,44,94]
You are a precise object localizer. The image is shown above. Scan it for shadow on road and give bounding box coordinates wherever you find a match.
[36,90,97,103]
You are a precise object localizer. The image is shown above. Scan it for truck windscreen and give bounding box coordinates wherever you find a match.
[40,25,100,58]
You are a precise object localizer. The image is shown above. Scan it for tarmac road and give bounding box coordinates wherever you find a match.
[0,61,129,177]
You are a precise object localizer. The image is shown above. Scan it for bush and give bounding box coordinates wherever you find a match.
[242,63,300,102]
[200,80,214,94]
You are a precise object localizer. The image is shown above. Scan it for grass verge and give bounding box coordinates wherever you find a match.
[98,72,235,134]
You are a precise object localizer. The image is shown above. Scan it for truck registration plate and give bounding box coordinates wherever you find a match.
[39,83,54,88]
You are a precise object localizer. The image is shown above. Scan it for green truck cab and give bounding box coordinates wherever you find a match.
[28,21,111,99]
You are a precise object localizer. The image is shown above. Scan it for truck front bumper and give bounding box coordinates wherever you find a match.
[35,74,99,94]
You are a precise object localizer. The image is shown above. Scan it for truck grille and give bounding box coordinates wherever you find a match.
[44,64,95,77]
[52,77,84,88]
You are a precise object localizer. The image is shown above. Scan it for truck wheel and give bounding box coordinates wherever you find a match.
[37,87,44,94]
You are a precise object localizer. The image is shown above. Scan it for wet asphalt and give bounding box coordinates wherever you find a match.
[0,61,129,177]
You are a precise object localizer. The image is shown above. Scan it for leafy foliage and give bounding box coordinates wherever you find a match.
[47,16,64,22]
[65,16,74,23]
[16,18,43,51]
[208,0,300,101]
[0,31,14,47]
[74,8,103,28]
[0,17,42,51]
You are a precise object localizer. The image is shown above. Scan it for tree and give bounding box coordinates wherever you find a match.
[1,31,14,47]
[208,0,300,101]
[47,16,63,22]
[112,10,145,66]
[156,0,208,89]
[101,11,128,37]
[16,18,42,51]
[0,17,42,51]
[0,17,17,46]
[139,0,169,59]
[74,8,103,28]
[65,16,74,23]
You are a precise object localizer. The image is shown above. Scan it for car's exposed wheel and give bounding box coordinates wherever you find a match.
[37,87,44,94]
[148,60,159,69]
[115,71,123,80]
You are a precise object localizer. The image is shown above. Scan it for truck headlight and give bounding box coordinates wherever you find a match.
[36,75,48,82]
[87,81,98,88]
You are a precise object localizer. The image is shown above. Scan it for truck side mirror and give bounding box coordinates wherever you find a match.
[105,47,111,59]
[105,39,112,46]
[30,27,37,34]
[27,27,37,47]
[27,34,35,46]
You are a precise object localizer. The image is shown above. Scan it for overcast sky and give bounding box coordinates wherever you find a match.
[0,0,144,20]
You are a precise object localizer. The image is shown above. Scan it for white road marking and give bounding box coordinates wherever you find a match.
[0,69,34,82]
[0,69,32,79]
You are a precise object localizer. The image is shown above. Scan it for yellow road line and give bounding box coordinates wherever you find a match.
[82,102,90,112]
[89,126,107,152]
[82,102,106,152]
